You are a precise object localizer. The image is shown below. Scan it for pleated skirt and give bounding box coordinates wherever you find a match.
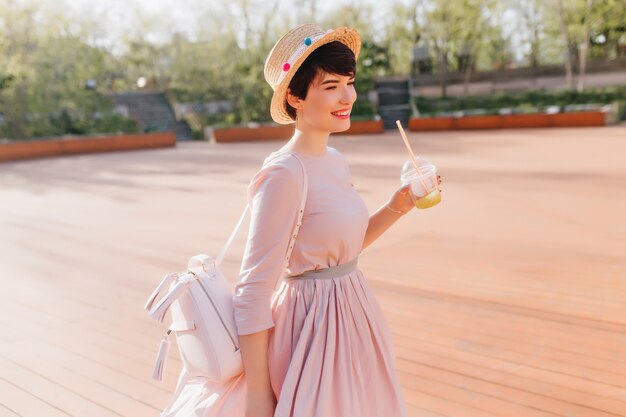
[160,270,408,417]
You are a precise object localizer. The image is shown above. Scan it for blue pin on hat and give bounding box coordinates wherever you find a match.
[304,37,312,46]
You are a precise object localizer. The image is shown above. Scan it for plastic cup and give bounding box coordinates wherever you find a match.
[400,159,441,209]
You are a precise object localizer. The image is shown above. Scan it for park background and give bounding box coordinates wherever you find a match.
[1,0,626,141]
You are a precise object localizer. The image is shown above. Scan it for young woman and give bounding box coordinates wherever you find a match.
[231,24,442,417]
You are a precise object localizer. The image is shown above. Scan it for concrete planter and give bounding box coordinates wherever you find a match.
[551,111,606,127]
[409,117,454,131]
[336,119,385,135]
[453,115,501,130]
[500,114,552,128]
[213,124,294,143]
[213,119,384,143]
[408,111,607,131]
[0,131,176,163]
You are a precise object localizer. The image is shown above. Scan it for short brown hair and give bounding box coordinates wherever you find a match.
[285,41,356,121]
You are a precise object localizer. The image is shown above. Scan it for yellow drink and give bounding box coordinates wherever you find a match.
[414,187,441,209]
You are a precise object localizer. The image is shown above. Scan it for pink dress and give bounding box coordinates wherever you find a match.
[161,146,408,417]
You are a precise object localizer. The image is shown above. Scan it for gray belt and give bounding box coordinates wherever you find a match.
[284,257,359,281]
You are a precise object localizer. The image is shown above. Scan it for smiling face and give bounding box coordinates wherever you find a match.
[287,71,357,133]
[283,41,357,132]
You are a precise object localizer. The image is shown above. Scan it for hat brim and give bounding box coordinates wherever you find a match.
[269,27,361,125]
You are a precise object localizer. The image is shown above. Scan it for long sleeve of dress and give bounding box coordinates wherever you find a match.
[232,158,303,336]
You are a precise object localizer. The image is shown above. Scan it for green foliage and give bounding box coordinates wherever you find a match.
[164,32,275,127]
[414,86,626,115]
[16,104,139,139]
[168,35,387,127]
[0,74,14,91]
[0,3,139,139]
[2,0,625,137]
[191,129,204,140]
[356,41,393,94]
[350,99,376,119]
[93,114,140,135]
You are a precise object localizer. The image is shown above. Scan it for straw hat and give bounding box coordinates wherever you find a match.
[264,24,361,124]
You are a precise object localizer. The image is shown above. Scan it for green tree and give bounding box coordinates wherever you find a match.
[381,0,421,75]
[514,0,545,67]
[0,0,137,139]
[419,0,499,97]
[591,0,626,60]
[553,0,626,91]
[0,74,14,91]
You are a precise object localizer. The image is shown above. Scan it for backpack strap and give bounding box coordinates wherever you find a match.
[146,272,196,322]
[145,152,308,319]
[215,204,249,266]
[215,152,308,277]
[146,152,308,382]
[282,154,308,269]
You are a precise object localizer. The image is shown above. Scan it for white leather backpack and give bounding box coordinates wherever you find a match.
[144,152,308,384]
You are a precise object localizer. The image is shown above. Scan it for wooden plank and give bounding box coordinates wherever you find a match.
[0,357,116,417]
[386,314,626,388]
[377,291,626,360]
[0,341,172,407]
[0,378,69,417]
[392,336,626,405]
[1,127,625,417]
[396,359,621,417]
[397,369,559,417]
[405,401,447,417]
[0,298,178,368]
[384,309,626,378]
[365,266,626,329]
[0,316,181,386]
[401,385,501,417]
[0,347,160,417]
[0,403,22,417]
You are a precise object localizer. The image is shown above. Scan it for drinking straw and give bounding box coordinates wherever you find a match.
[396,120,430,193]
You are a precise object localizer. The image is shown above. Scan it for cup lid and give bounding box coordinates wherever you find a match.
[401,164,436,181]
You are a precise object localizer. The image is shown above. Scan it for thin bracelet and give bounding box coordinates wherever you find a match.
[384,203,406,215]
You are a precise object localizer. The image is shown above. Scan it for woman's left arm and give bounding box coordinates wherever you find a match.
[361,176,441,251]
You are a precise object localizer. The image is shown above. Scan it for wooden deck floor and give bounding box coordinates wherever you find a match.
[1,126,625,416]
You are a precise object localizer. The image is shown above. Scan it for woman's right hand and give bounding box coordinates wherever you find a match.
[245,387,277,417]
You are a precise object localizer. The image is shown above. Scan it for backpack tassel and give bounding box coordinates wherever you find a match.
[152,331,171,381]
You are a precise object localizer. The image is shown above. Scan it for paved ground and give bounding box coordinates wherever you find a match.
[0,126,625,416]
